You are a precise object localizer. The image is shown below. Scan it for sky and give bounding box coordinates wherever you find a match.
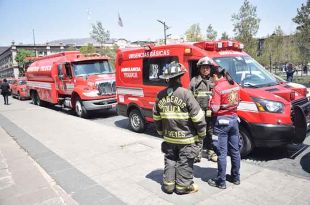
[0,0,306,46]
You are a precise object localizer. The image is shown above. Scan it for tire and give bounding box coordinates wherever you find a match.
[31,92,37,105]
[35,93,42,106]
[17,92,21,100]
[75,99,88,118]
[129,109,145,133]
[239,126,254,157]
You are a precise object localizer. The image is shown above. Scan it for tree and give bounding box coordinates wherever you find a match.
[206,24,217,40]
[231,0,260,57]
[185,24,203,42]
[90,21,110,46]
[79,44,96,54]
[15,49,35,76]
[292,0,310,63]
[98,44,119,66]
[221,32,229,40]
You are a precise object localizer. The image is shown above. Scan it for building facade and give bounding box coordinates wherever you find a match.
[0,42,68,78]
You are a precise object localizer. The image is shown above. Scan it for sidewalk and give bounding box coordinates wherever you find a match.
[0,100,310,205]
[0,127,77,205]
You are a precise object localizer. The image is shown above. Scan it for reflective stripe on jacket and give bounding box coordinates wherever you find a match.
[189,75,213,111]
[153,86,207,144]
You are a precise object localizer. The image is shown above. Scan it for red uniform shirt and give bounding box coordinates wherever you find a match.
[210,77,240,116]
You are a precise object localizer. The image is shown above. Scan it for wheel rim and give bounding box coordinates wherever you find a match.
[75,101,82,116]
[36,95,40,105]
[131,113,141,129]
[32,94,36,104]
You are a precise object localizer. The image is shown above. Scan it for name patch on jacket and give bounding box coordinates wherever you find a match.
[158,96,186,109]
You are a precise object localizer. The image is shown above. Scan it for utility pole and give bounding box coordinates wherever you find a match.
[157,20,169,45]
[32,29,36,57]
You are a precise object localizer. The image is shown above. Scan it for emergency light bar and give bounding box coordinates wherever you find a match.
[193,40,244,51]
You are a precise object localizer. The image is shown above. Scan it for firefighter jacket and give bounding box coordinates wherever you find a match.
[210,77,240,116]
[153,85,207,144]
[189,75,213,115]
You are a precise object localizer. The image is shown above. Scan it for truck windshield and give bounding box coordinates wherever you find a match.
[73,61,114,76]
[18,80,26,85]
[213,56,278,88]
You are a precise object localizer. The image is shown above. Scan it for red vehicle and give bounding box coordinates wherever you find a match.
[115,40,310,156]
[11,77,29,100]
[26,51,116,118]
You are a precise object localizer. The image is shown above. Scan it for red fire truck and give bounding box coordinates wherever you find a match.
[115,40,310,156]
[26,51,116,118]
[11,77,29,100]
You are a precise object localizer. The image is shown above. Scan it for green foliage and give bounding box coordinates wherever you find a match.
[98,44,119,66]
[232,0,260,57]
[221,32,229,40]
[206,24,217,40]
[292,0,310,63]
[90,21,110,46]
[15,49,35,76]
[79,44,96,54]
[185,24,203,42]
[256,27,302,66]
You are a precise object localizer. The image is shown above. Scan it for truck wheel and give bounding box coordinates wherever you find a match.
[129,109,145,133]
[239,127,254,157]
[75,100,88,118]
[35,93,42,106]
[31,92,37,105]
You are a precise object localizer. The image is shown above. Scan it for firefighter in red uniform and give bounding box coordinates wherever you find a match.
[207,64,241,189]
[153,62,206,195]
[189,57,218,163]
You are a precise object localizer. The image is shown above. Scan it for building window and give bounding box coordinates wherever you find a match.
[143,56,178,86]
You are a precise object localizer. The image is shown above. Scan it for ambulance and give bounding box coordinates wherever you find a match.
[115,40,310,156]
[26,51,116,118]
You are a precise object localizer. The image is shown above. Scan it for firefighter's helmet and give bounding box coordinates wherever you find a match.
[197,56,219,68]
[159,62,187,80]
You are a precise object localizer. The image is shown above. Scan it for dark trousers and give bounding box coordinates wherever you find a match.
[213,115,240,185]
[203,116,213,150]
[161,142,199,193]
[2,94,8,104]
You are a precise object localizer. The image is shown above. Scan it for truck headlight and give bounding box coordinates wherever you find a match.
[252,97,284,113]
[83,90,99,97]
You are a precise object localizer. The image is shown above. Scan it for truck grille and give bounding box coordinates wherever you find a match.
[97,81,116,95]
[291,97,309,122]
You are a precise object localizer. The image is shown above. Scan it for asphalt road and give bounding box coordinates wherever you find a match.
[88,108,310,180]
[8,98,310,180]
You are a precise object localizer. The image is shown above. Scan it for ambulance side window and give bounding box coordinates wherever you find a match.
[189,60,199,79]
[143,56,179,86]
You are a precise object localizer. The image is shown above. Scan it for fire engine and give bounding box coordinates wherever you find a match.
[11,77,29,100]
[26,51,116,118]
[115,40,310,156]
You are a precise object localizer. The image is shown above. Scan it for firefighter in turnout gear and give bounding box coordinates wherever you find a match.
[153,62,207,195]
[207,65,241,189]
[189,57,218,163]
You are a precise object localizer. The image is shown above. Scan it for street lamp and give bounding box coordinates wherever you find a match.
[157,20,170,45]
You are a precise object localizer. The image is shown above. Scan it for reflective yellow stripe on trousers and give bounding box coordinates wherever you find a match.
[164,136,198,144]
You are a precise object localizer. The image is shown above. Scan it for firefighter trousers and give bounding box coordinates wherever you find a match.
[203,116,214,150]
[161,142,200,194]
